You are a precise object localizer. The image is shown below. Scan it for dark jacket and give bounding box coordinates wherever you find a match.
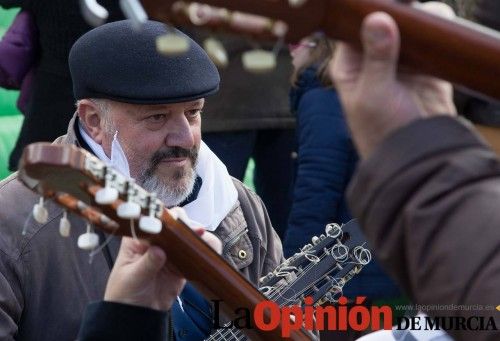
[78,302,170,341]
[348,116,500,341]
[0,0,125,171]
[78,283,211,341]
[283,67,400,299]
[284,67,356,256]
[0,115,284,340]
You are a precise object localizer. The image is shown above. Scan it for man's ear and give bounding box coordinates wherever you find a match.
[77,99,105,144]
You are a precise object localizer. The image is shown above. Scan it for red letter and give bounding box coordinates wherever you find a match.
[303,296,315,330]
[348,297,370,331]
[254,300,281,332]
[371,305,393,330]
[315,306,337,330]
[338,296,348,330]
[281,305,303,337]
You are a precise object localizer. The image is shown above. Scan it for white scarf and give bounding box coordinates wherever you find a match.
[79,122,238,231]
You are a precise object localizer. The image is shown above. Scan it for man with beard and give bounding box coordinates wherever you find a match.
[0,20,283,340]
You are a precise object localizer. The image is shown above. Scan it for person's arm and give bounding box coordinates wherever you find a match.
[0,254,24,341]
[348,116,500,340]
[78,301,170,341]
[79,229,221,340]
[330,2,499,340]
[285,89,355,255]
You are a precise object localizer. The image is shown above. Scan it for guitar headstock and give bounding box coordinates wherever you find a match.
[259,219,371,307]
[142,0,324,43]
[19,143,199,248]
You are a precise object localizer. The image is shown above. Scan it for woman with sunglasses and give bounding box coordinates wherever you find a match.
[284,32,356,258]
[284,33,401,334]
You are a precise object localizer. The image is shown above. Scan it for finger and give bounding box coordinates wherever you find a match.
[359,12,400,87]
[132,245,167,279]
[200,231,223,255]
[330,41,363,89]
[113,237,148,266]
[192,227,205,237]
[414,1,455,19]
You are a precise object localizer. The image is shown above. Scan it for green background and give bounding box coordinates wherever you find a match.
[0,7,23,180]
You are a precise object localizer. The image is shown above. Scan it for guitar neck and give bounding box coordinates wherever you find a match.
[19,143,311,341]
[142,0,500,100]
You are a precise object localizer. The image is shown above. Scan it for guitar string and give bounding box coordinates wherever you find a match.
[210,243,369,341]
[210,248,339,341]
[89,224,118,264]
[209,249,339,341]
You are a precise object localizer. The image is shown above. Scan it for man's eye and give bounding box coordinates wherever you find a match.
[147,114,166,122]
[186,109,201,118]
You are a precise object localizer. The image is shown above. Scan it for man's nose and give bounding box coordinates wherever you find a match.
[164,114,195,149]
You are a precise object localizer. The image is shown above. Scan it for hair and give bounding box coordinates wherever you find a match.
[290,32,335,87]
[76,98,115,133]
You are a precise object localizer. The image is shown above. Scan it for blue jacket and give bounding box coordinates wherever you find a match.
[172,283,213,340]
[283,67,400,299]
[284,67,356,256]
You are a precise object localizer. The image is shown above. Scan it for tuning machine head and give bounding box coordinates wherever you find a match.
[59,211,71,237]
[138,193,162,234]
[78,223,100,250]
[156,33,190,56]
[242,49,277,73]
[288,0,308,8]
[33,197,48,224]
[203,37,228,68]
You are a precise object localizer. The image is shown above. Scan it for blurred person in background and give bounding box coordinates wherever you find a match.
[283,32,400,341]
[0,0,124,172]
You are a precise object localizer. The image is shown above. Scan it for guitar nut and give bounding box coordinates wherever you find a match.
[238,250,247,259]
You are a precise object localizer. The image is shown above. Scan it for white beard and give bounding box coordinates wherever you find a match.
[139,168,196,207]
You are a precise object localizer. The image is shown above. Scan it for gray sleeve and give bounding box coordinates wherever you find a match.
[348,116,500,341]
[0,252,24,340]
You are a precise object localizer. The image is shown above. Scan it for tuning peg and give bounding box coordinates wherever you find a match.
[33,197,48,224]
[203,37,228,68]
[117,182,141,219]
[156,33,190,56]
[325,223,342,239]
[78,223,99,250]
[80,0,109,27]
[138,194,162,234]
[95,187,119,205]
[242,49,276,73]
[300,243,313,252]
[119,0,148,30]
[59,211,71,237]
[117,201,141,219]
[138,216,161,234]
[288,0,308,8]
[95,173,119,205]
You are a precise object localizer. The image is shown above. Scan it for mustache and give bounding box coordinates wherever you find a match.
[149,146,198,169]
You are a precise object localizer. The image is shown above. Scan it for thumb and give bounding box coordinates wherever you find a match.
[359,12,400,86]
[133,246,167,279]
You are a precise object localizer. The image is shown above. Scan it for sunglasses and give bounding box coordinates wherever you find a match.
[288,41,317,52]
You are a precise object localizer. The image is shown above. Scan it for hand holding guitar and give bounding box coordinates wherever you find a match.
[331,2,456,158]
[105,228,222,311]
[330,1,457,159]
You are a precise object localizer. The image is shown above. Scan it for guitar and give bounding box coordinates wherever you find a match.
[138,0,500,100]
[18,143,311,341]
[207,219,372,340]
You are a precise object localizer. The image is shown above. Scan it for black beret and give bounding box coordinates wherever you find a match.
[69,20,220,104]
